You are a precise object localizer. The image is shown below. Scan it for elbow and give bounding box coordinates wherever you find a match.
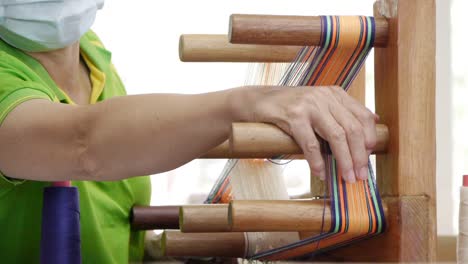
[76,139,124,182]
[73,105,128,181]
[73,106,107,181]
[76,144,104,181]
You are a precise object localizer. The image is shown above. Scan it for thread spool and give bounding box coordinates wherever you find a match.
[458,175,468,263]
[40,181,81,264]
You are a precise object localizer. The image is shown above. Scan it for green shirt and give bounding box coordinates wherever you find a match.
[0,31,151,263]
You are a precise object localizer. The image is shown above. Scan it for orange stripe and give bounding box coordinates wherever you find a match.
[335,16,367,84]
[212,176,231,202]
[307,16,338,85]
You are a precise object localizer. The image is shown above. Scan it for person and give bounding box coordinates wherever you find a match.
[0,0,378,263]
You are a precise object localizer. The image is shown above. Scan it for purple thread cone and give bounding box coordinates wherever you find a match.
[40,187,81,264]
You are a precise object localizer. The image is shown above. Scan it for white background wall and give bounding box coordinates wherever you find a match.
[92,0,458,235]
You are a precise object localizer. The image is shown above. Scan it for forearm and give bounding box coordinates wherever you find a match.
[0,87,258,182]
[84,89,245,180]
[0,85,377,183]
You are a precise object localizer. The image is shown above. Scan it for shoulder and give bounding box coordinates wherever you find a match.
[0,51,47,89]
[80,31,127,97]
[0,49,56,122]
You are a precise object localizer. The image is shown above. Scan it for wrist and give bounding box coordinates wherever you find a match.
[226,86,262,122]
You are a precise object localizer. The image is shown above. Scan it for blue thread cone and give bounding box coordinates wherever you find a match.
[40,186,81,264]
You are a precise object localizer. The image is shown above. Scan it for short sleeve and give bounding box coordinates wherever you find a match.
[0,52,56,127]
[0,52,56,187]
[0,86,54,125]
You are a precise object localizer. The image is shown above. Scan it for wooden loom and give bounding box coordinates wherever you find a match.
[133,0,436,262]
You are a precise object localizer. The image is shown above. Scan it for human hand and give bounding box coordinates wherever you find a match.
[231,85,378,183]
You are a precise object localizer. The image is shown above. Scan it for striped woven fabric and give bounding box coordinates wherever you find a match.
[205,16,386,260]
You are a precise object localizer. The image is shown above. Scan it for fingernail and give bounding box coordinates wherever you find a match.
[359,166,368,180]
[345,170,356,183]
[374,114,380,122]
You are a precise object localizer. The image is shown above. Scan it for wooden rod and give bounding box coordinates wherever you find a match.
[229,14,388,47]
[202,123,389,158]
[229,200,388,232]
[131,205,230,231]
[174,200,387,233]
[162,231,246,258]
[162,200,389,257]
[180,204,230,233]
[229,200,330,232]
[131,206,179,230]
[179,34,301,62]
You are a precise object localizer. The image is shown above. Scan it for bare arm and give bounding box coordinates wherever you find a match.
[0,86,377,182]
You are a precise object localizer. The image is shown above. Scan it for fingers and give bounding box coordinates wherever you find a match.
[331,86,378,153]
[305,86,376,182]
[328,102,369,181]
[255,85,377,183]
[289,121,326,180]
[311,111,357,183]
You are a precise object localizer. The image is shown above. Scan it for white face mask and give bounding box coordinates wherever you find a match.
[0,0,104,52]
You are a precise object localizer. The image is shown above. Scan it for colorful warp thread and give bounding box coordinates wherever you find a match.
[205,16,386,260]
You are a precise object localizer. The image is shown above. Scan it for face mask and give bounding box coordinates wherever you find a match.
[0,0,104,52]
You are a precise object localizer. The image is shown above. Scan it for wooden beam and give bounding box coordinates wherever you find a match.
[228,199,388,232]
[162,231,246,258]
[131,206,179,230]
[180,204,230,233]
[148,200,387,233]
[160,196,422,261]
[229,14,388,47]
[369,0,437,261]
[179,34,301,62]
[229,200,331,232]
[131,205,229,232]
[202,123,389,158]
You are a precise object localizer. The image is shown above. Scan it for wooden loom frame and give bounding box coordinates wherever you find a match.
[134,0,436,262]
[318,0,436,261]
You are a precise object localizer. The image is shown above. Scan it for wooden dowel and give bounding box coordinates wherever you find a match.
[229,14,388,47]
[162,231,246,258]
[229,200,389,232]
[229,200,330,232]
[131,206,180,230]
[175,200,387,233]
[131,205,230,232]
[162,200,389,257]
[203,140,230,159]
[180,204,230,233]
[179,34,301,62]
[202,123,389,158]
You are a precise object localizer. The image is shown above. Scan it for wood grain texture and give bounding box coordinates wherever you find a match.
[374,0,436,261]
[202,123,389,159]
[179,34,301,62]
[162,231,246,258]
[229,200,331,232]
[180,204,230,233]
[229,14,388,47]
